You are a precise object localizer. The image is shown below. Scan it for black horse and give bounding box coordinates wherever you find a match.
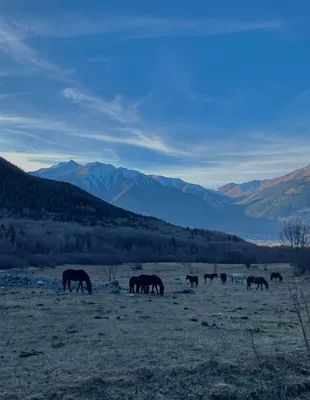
[204,273,218,283]
[63,269,92,294]
[129,276,138,293]
[220,273,227,284]
[270,272,283,282]
[247,276,269,291]
[186,275,198,288]
[137,274,165,295]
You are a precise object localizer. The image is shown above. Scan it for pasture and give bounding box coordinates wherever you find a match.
[1,262,310,400]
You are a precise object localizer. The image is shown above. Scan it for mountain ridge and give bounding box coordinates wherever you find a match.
[29,160,282,238]
[2,156,284,268]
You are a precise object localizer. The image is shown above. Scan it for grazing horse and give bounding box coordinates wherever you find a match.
[137,274,165,295]
[230,273,248,284]
[204,273,218,283]
[63,269,92,294]
[129,276,139,293]
[220,273,227,284]
[247,276,269,291]
[270,272,283,282]
[186,275,198,288]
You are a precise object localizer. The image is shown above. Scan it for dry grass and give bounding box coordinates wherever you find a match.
[1,262,310,399]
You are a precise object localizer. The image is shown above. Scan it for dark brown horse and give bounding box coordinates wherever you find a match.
[247,276,269,291]
[204,273,218,283]
[270,272,283,282]
[129,276,139,293]
[220,273,227,284]
[63,269,92,294]
[186,275,198,288]
[137,274,165,295]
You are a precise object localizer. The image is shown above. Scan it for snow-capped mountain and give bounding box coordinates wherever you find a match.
[31,160,231,206]
[29,160,282,238]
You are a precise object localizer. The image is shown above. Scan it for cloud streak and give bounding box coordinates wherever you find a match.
[4,14,284,40]
[0,17,56,71]
[62,88,140,125]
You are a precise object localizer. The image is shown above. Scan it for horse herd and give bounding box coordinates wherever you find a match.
[62,268,283,296]
[186,271,283,291]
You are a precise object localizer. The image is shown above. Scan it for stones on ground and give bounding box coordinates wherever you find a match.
[65,326,78,334]
[0,272,122,292]
[189,318,198,322]
[201,321,209,327]
[51,342,65,349]
[19,350,44,358]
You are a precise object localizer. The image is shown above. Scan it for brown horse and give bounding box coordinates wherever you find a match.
[63,269,92,294]
[247,276,269,291]
[137,274,165,295]
[270,272,283,282]
[220,273,227,284]
[204,273,218,283]
[129,276,139,293]
[186,275,198,288]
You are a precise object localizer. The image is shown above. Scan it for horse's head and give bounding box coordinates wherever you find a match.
[264,280,269,290]
[160,285,165,295]
[186,275,190,280]
[86,281,93,294]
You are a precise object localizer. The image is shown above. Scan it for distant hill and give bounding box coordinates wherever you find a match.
[30,160,282,239]
[218,164,310,222]
[1,156,283,268]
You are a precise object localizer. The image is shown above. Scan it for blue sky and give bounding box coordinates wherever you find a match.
[1,0,310,188]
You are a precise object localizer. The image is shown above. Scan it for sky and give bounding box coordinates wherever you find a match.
[1,0,310,188]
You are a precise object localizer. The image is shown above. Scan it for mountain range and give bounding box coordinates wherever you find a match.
[2,156,279,267]
[29,160,286,239]
[218,164,310,223]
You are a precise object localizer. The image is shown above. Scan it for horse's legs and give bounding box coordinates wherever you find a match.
[76,281,81,292]
[80,281,85,293]
[63,280,67,291]
[155,285,159,294]
[68,280,72,292]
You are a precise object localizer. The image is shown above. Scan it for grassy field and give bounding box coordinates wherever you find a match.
[1,262,310,400]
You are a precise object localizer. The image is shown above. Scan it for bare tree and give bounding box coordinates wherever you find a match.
[102,264,118,283]
[280,219,310,275]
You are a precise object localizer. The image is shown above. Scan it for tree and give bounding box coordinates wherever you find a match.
[102,264,118,283]
[280,219,310,275]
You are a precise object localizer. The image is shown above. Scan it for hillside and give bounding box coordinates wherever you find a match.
[30,160,282,238]
[218,164,310,222]
[1,156,284,268]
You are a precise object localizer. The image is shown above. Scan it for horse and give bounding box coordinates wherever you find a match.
[204,273,218,283]
[129,276,139,293]
[247,276,269,291]
[220,273,227,284]
[63,269,92,294]
[270,272,283,282]
[230,273,248,284]
[137,274,165,295]
[186,275,198,288]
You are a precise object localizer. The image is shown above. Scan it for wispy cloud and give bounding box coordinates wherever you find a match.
[0,17,56,71]
[0,112,189,158]
[62,87,140,125]
[4,14,284,40]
